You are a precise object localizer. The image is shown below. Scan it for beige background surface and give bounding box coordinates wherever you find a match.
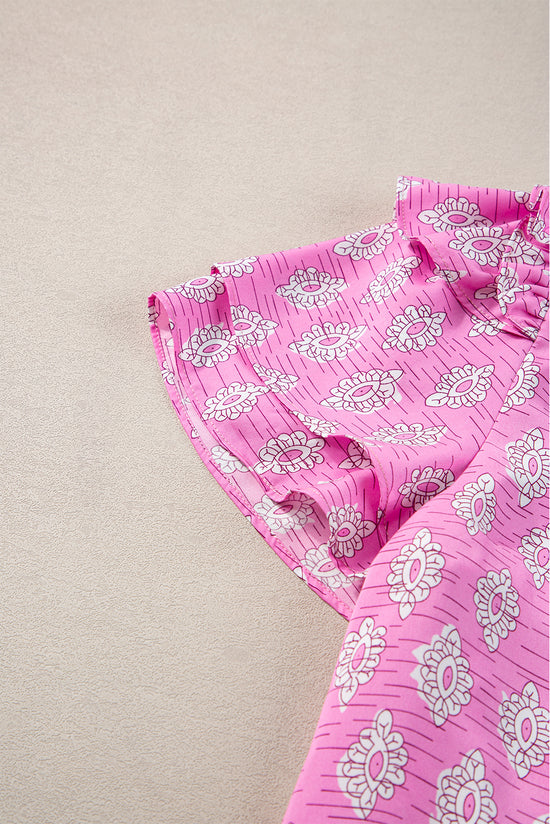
[2,1,548,822]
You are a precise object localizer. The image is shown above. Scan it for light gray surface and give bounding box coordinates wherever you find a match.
[2,1,548,822]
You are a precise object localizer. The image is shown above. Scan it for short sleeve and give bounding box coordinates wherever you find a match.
[148,176,548,618]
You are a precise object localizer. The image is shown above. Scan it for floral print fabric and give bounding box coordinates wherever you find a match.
[147,176,549,821]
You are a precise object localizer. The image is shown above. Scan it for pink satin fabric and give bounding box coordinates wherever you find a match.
[148,176,549,822]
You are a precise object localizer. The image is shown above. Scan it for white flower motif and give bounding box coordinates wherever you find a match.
[412,625,473,727]
[170,274,225,303]
[494,267,530,315]
[522,325,539,341]
[335,617,387,708]
[369,423,447,446]
[518,525,550,589]
[451,473,497,536]
[291,411,338,438]
[337,709,408,818]
[215,256,257,277]
[322,369,403,414]
[333,223,397,260]
[382,304,446,352]
[449,225,509,267]
[398,467,454,511]
[396,176,421,199]
[432,749,497,824]
[418,197,493,233]
[252,364,299,392]
[468,315,504,337]
[502,230,545,266]
[328,504,376,559]
[387,528,445,620]
[539,297,550,319]
[527,216,550,245]
[179,323,238,368]
[506,428,550,508]
[360,256,421,303]
[210,445,249,474]
[276,267,347,308]
[501,352,540,412]
[161,360,175,384]
[498,681,550,779]
[255,430,325,475]
[230,305,278,347]
[426,364,494,409]
[515,190,530,203]
[474,283,498,301]
[148,304,159,324]
[302,543,355,591]
[201,381,268,421]
[253,492,315,534]
[289,321,367,362]
[426,266,467,284]
[338,441,373,469]
[474,568,519,652]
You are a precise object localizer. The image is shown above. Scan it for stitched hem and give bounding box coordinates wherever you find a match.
[147,291,353,621]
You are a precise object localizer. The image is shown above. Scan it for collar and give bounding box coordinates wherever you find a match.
[394,176,549,338]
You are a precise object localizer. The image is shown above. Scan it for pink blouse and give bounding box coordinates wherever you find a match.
[148,176,549,822]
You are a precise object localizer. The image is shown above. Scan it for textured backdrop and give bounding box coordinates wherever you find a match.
[2,1,548,822]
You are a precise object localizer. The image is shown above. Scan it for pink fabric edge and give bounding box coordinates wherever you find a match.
[147,291,352,621]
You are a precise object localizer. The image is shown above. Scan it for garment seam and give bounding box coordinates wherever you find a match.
[396,177,549,340]
[430,313,549,502]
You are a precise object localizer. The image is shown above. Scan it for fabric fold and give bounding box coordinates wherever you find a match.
[395,175,549,337]
[147,175,549,821]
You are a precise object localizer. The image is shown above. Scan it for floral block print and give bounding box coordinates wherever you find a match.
[335,616,387,709]
[148,177,549,821]
[431,749,497,823]
[451,473,497,535]
[336,709,408,818]
[411,624,474,727]
[498,681,550,779]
